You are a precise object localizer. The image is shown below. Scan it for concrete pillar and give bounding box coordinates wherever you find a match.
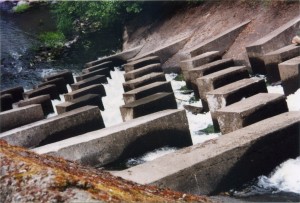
[0,104,44,133]
[0,94,13,111]
[124,63,163,81]
[44,70,74,84]
[64,84,106,102]
[15,95,54,116]
[124,56,161,73]
[120,93,177,122]
[216,93,288,134]
[37,77,68,94]
[82,61,114,73]
[34,109,192,167]
[23,85,60,100]
[76,67,111,81]
[0,86,24,103]
[71,75,107,91]
[0,106,105,148]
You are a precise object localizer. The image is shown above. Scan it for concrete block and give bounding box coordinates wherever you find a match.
[123,72,166,92]
[0,106,105,148]
[206,78,268,130]
[34,109,192,167]
[0,86,24,103]
[196,66,249,111]
[76,67,111,82]
[278,56,300,95]
[246,16,300,74]
[0,94,13,112]
[264,44,300,83]
[64,84,106,102]
[0,104,44,133]
[124,63,163,81]
[124,56,161,72]
[70,75,107,91]
[82,61,114,73]
[123,81,173,104]
[113,111,300,195]
[15,95,54,116]
[44,70,74,84]
[23,85,60,100]
[216,93,288,134]
[37,77,68,94]
[56,94,104,114]
[188,58,234,98]
[120,93,177,121]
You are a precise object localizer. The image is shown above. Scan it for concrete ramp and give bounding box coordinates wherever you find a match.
[113,111,300,195]
[34,109,192,167]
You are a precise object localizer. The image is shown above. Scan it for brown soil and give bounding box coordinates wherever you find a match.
[123,1,299,70]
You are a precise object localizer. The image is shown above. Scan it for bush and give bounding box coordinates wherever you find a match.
[13,3,30,13]
[38,31,66,48]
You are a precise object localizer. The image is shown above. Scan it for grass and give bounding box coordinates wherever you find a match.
[38,32,66,48]
[13,4,30,13]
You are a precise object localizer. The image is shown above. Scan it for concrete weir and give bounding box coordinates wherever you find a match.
[114,111,300,195]
[124,63,163,81]
[0,86,24,103]
[15,95,54,116]
[123,81,173,104]
[34,109,192,167]
[0,106,105,148]
[44,70,74,84]
[70,75,107,91]
[279,56,300,95]
[216,93,288,134]
[124,56,161,72]
[64,84,106,102]
[0,104,44,133]
[120,92,177,121]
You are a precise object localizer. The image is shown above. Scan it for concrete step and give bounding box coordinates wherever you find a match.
[278,56,300,95]
[196,66,249,111]
[23,85,60,100]
[182,20,250,60]
[206,78,268,130]
[76,67,111,82]
[123,72,166,92]
[0,94,13,111]
[124,63,163,81]
[34,109,192,167]
[70,75,107,91]
[44,70,74,84]
[123,81,173,104]
[113,111,300,195]
[264,44,300,83]
[0,106,105,148]
[120,93,177,122]
[82,61,113,73]
[64,84,106,102]
[56,94,104,114]
[124,56,161,73]
[37,77,68,94]
[216,93,288,134]
[246,16,300,74]
[0,104,44,133]
[188,58,235,98]
[0,86,24,103]
[14,95,54,116]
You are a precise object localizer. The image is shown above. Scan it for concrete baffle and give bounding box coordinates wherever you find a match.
[124,63,163,81]
[124,56,161,73]
[64,84,106,102]
[82,61,114,73]
[0,94,13,112]
[37,77,68,94]
[76,67,111,81]
[23,85,60,100]
[15,95,54,116]
[71,75,107,91]
[44,70,74,84]
[0,86,24,103]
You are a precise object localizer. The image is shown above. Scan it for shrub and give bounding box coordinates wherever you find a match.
[13,3,30,13]
[38,31,66,48]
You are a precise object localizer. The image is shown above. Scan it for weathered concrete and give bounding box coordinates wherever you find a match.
[124,56,161,72]
[120,93,177,121]
[123,72,166,92]
[182,21,250,60]
[124,63,163,81]
[0,106,105,148]
[15,95,54,116]
[188,59,235,97]
[196,66,249,111]
[70,75,107,91]
[0,94,13,111]
[44,70,74,84]
[123,81,173,104]
[34,109,192,167]
[206,78,268,130]
[37,77,68,94]
[0,104,44,133]
[82,61,114,73]
[64,84,106,102]
[264,44,300,83]
[278,56,300,95]
[85,46,143,68]
[76,67,111,81]
[56,94,104,114]
[0,86,24,103]
[23,85,60,100]
[113,111,300,195]
[246,16,300,74]
[216,93,288,134]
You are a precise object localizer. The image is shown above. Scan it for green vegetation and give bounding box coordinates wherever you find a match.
[174,73,185,81]
[201,124,219,134]
[38,31,66,48]
[13,4,30,13]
